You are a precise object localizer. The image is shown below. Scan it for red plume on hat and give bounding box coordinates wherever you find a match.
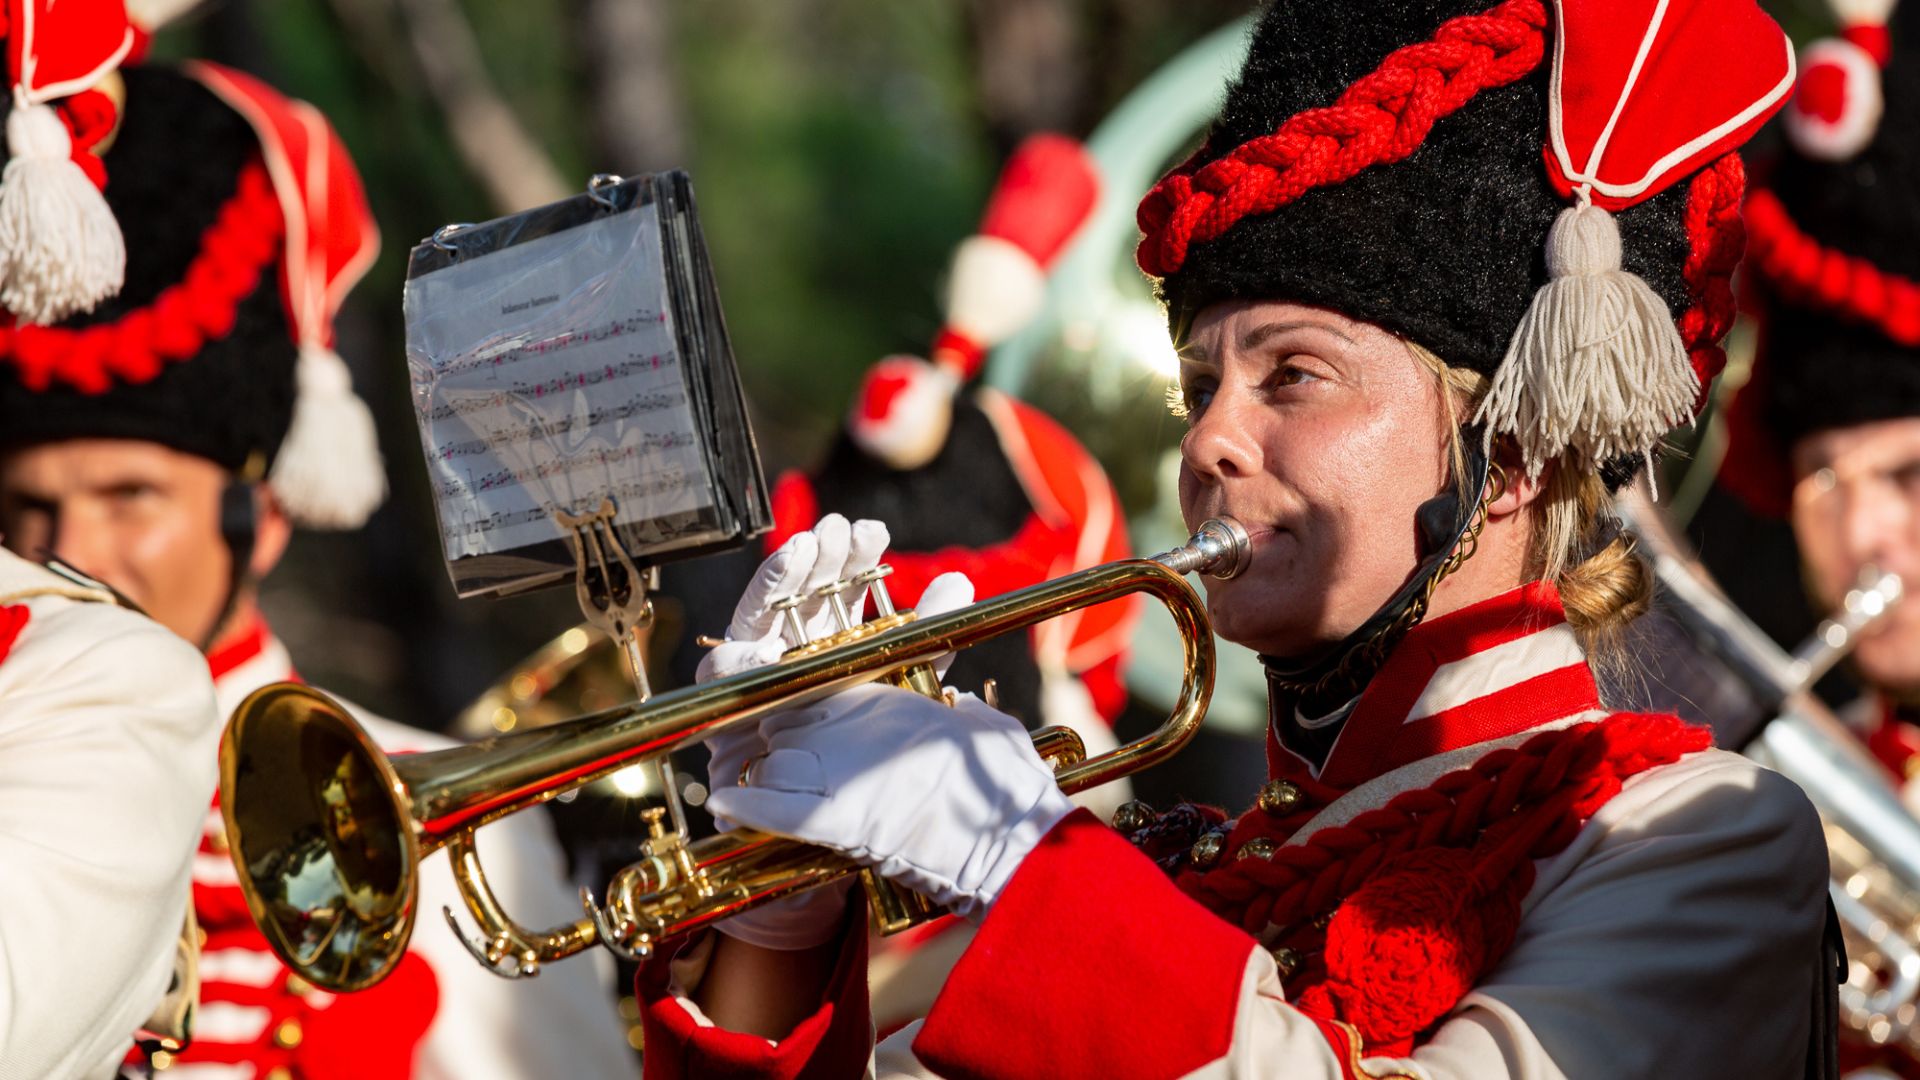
[848,134,1099,470]
[0,0,135,325]
[1479,0,1793,478]
[186,61,385,529]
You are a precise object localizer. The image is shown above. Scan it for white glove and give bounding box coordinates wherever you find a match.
[696,515,976,947]
[704,685,1075,924]
[698,514,888,794]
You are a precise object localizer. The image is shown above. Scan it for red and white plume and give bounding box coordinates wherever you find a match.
[1477,0,1793,478]
[188,62,385,530]
[0,0,134,325]
[1784,0,1898,160]
[849,134,1100,469]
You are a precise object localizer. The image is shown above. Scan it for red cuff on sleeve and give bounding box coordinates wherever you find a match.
[638,909,873,1080]
[913,809,1259,1080]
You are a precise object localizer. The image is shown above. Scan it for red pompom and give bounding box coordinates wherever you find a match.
[1784,37,1884,161]
[857,357,918,422]
[1308,847,1523,1045]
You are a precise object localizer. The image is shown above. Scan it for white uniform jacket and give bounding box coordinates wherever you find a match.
[640,582,1831,1080]
[0,550,220,1080]
[181,619,635,1080]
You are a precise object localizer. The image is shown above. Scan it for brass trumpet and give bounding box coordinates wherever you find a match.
[219,519,1249,992]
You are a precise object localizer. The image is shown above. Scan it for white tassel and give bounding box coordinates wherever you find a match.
[268,344,387,529]
[1473,200,1697,479]
[0,98,125,324]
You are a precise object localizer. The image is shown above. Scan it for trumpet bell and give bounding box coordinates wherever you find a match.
[220,683,422,992]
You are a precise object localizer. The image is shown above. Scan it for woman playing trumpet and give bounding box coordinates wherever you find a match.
[642,1,1832,1075]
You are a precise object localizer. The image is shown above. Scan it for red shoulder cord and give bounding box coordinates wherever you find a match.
[1135,0,1549,278]
[0,160,284,395]
[1174,713,1710,1054]
[1744,185,1920,348]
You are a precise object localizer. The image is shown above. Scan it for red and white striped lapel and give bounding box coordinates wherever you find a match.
[1309,582,1603,788]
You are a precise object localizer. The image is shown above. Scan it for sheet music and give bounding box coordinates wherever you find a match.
[405,203,714,559]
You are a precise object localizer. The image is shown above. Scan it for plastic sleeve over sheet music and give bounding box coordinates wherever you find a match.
[402,173,770,598]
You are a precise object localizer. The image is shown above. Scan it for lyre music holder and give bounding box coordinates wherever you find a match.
[552,498,694,842]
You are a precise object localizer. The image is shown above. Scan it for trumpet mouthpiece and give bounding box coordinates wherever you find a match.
[1156,517,1252,580]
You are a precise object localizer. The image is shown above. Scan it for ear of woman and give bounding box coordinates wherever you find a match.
[1487,444,1550,520]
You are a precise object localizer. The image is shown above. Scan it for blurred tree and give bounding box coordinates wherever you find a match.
[965,0,1087,155]
[574,0,686,173]
[333,0,570,209]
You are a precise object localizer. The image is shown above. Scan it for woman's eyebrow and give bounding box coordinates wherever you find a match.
[1176,318,1356,363]
[1239,320,1354,351]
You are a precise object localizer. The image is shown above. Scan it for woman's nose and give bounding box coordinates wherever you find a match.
[1180,398,1262,483]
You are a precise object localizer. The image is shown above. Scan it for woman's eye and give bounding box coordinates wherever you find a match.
[1168,380,1212,420]
[1269,359,1321,389]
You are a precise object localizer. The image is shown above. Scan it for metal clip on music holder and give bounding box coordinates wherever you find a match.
[424,174,626,263]
[552,499,692,842]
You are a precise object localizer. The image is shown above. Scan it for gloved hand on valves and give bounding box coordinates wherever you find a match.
[697,514,1033,947]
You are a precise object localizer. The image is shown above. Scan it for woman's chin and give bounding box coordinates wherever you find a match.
[1206,589,1321,658]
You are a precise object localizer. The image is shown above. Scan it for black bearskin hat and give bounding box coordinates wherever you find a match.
[0,67,296,476]
[0,62,386,529]
[1136,0,1794,480]
[1745,0,1920,448]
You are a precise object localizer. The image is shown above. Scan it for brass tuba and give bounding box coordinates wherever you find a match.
[1619,490,1920,1060]
[219,519,1249,992]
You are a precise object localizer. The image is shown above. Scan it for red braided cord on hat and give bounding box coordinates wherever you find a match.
[1745,186,1920,348]
[0,160,283,394]
[1135,0,1547,278]
[1177,713,1710,935]
[1677,153,1748,410]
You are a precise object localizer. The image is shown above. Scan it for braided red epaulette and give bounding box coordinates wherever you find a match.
[1170,712,1709,1056]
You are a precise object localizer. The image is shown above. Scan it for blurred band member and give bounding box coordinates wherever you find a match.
[769,133,1134,788]
[0,64,631,1078]
[1729,3,1920,793]
[1721,7,1920,1075]
[0,4,223,1077]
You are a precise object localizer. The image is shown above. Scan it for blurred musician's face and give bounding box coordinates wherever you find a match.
[1791,417,1920,694]
[1174,300,1460,657]
[0,439,287,647]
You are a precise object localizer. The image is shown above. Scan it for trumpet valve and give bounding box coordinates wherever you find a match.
[813,579,857,632]
[852,565,897,617]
